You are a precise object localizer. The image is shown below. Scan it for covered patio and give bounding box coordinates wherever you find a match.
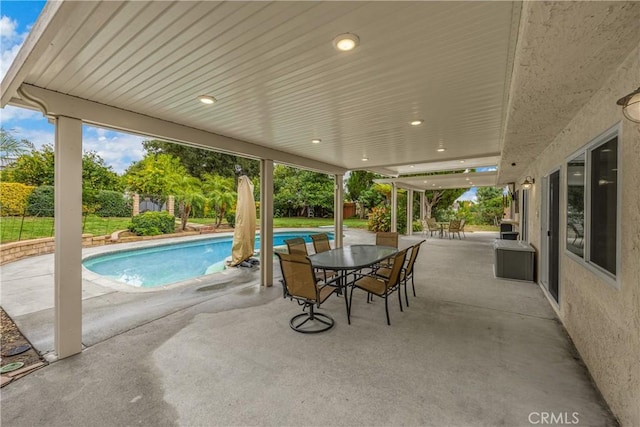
[1,231,615,425]
[1,0,638,424]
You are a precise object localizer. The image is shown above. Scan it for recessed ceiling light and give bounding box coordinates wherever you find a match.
[437,148,446,152]
[423,180,427,183]
[573,172,583,176]
[439,186,442,189]
[333,33,360,51]
[460,160,465,163]
[410,120,423,126]
[469,182,474,185]
[311,138,321,144]
[361,157,368,161]
[432,183,436,187]
[465,177,470,181]
[410,165,415,168]
[198,95,216,105]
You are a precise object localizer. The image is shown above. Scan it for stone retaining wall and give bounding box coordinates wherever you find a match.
[0,225,233,265]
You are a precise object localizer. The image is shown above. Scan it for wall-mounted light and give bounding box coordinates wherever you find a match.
[616,87,640,123]
[521,176,535,190]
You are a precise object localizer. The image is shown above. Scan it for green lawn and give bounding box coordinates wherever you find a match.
[0,215,496,244]
[1,216,133,244]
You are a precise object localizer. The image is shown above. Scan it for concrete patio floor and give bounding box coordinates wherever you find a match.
[0,230,616,426]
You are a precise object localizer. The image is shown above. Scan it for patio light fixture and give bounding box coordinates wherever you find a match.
[410,120,423,126]
[198,95,216,105]
[311,138,321,144]
[521,176,535,189]
[616,87,640,123]
[333,33,360,51]
[361,157,368,161]
[437,148,445,152]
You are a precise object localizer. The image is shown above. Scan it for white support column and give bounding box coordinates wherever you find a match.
[260,159,274,287]
[334,174,344,248]
[406,189,414,236]
[391,183,398,232]
[420,192,425,221]
[54,116,83,359]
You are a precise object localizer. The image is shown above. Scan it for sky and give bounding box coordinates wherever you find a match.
[0,1,479,200]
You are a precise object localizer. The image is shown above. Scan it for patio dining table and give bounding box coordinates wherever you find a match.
[308,244,398,324]
[436,222,450,238]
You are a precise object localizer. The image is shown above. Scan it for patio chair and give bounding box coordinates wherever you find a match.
[276,252,337,333]
[286,237,336,283]
[426,218,440,237]
[459,218,466,238]
[285,237,309,256]
[375,231,398,248]
[375,231,399,269]
[310,233,332,253]
[448,220,462,239]
[375,240,425,307]
[350,248,408,325]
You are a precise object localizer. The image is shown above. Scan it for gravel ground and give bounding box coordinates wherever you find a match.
[1,308,44,373]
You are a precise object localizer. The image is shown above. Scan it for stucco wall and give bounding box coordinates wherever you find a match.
[518,45,639,425]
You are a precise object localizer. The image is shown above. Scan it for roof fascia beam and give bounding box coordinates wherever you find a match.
[15,85,347,175]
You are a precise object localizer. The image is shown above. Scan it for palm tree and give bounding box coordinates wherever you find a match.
[0,128,32,166]
[168,174,204,231]
[202,174,237,227]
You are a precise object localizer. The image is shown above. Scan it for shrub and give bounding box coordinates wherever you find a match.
[412,220,422,232]
[367,205,390,232]
[225,210,236,228]
[0,182,35,215]
[128,211,175,236]
[26,185,55,216]
[95,190,132,217]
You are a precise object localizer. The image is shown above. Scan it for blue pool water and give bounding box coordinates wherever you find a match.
[83,231,333,288]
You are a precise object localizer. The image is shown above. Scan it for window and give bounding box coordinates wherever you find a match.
[566,153,585,257]
[565,128,619,281]
[589,138,617,275]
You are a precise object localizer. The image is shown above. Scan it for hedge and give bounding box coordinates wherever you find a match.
[0,182,35,215]
[95,190,132,217]
[128,211,176,236]
[26,185,55,216]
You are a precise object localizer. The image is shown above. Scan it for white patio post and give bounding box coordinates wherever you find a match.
[334,174,344,248]
[420,191,425,221]
[260,159,274,287]
[391,183,397,232]
[54,116,83,359]
[406,189,413,236]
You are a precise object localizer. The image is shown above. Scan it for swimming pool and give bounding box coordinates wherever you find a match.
[83,231,333,288]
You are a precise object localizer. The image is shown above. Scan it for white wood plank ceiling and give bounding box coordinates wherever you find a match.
[3,1,639,187]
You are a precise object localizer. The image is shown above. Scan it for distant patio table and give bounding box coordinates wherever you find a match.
[308,244,398,324]
[436,222,449,238]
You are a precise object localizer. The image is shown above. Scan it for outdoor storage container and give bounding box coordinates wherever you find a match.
[493,240,535,281]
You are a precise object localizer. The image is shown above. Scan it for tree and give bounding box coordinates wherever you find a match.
[346,171,384,218]
[474,186,504,224]
[0,128,32,165]
[142,139,259,180]
[272,165,333,217]
[124,153,187,203]
[168,175,204,231]
[2,144,123,207]
[202,174,236,227]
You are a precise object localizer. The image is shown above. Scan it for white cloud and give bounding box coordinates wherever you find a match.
[83,130,146,173]
[0,105,43,122]
[0,16,18,40]
[0,16,28,80]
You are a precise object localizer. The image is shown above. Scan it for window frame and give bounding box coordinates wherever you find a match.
[564,124,621,289]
